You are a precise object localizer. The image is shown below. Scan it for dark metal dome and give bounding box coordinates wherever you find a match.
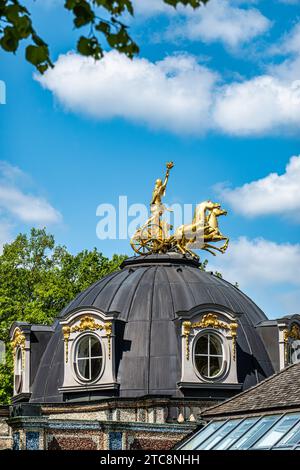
[30,253,274,403]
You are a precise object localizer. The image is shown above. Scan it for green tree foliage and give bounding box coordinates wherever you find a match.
[0,228,126,403]
[0,0,209,73]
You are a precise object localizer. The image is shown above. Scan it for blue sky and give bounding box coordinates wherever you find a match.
[1,0,300,318]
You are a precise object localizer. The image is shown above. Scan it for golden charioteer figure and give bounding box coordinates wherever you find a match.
[130,162,229,259]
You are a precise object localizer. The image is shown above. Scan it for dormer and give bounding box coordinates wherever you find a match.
[59,309,119,398]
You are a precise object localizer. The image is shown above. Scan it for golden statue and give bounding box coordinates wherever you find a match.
[151,161,174,207]
[130,162,229,259]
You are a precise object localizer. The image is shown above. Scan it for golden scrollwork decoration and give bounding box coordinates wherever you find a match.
[192,313,230,331]
[229,322,238,361]
[183,313,238,361]
[283,324,300,364]
[70,315,103,333]
[104,322,112,359]
[11,328,26,367]
[62,326,71,363]
[62,316,113,363]
[182,321,192,360]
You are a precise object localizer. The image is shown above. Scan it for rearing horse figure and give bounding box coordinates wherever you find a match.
[203,207,229,256]
[173,200,221,258]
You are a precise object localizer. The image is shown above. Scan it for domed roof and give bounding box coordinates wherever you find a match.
[30,254,274,403]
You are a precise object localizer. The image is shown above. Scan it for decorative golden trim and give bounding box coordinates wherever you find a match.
[70,316,103,333]
[183,313,238,362]
[62,316,113,363]
[283,324,300,364]
[11,328,26,367]
[62,326,71,363]
[192,313,230,331]
[182,321,192,360]
[230,322,238,361]
[104,322,112,359]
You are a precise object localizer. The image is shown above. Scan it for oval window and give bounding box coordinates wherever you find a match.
[288,340,300,365]
[14,347,23,394]
[194,333,224,379]
[75,335,103,382]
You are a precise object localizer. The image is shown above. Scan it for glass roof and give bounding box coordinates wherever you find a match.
[178,413,300,450]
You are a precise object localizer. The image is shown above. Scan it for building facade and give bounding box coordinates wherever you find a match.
[5,253,300,450]
[178,362,300,450]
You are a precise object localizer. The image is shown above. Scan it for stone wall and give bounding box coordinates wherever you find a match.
[8,419,195,450]
[7,398,214,450]
[0,406,11,450]
[44,425,189,450]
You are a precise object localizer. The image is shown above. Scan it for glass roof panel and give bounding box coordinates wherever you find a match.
[213,418,259,450]
[180,421,225,450]
[230,416,280,450]
[198,420,242,450]
[275,419,300,448]
[253,414,300,449]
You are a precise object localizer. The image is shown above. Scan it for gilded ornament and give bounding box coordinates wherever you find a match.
[192,313,229,331]
[62,316,113,363]
[11,328,26,368]
[62,326,71,363]
[182,321,192,360]
[70,315,103,333]
[283,324,300,363]
[104,322,112,359]
[130,162,229,259]
[183,314,238,362]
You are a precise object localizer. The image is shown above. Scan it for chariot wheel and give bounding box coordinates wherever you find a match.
[130,223,167,255]
[130,236,152,255]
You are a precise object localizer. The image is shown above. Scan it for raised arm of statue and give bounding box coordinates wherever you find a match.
[161,161,174,195]
[150,162,174,206]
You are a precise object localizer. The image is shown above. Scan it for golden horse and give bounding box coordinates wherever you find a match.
[173,201,229,258]
[203,206,229,255]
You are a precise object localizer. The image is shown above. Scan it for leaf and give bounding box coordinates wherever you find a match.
[0,27,19,52]
[25,45,49,66]
[95,21,110,35]
[77,35,92,55]
[73,2,95,28]
[77,35,103,59]
[64,0,78,9]
[5,5,20,23]
[15,15,32,39]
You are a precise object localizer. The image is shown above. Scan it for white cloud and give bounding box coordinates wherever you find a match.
[132,0,174,16]
[211,237,300,286]
[211,20,300,136]
[38,48,300,137]
[273,22,300,55]
[209,237,300,317]
[134,0,270,49]
[216,155,300,219]
[0,186,62,224]
[281,23,300,55]
[0,221,13,254]
[214,75,300,135]
[0,162,62,224]
[37,51,218,135]
[167,0,271,49]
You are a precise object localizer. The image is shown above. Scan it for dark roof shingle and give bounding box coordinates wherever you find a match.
[203,362,300,418]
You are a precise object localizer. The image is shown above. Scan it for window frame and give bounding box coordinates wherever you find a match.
[14,346,23,394]
[287,339,300,365]
[193,330,227,382]
[72,332,104,384]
